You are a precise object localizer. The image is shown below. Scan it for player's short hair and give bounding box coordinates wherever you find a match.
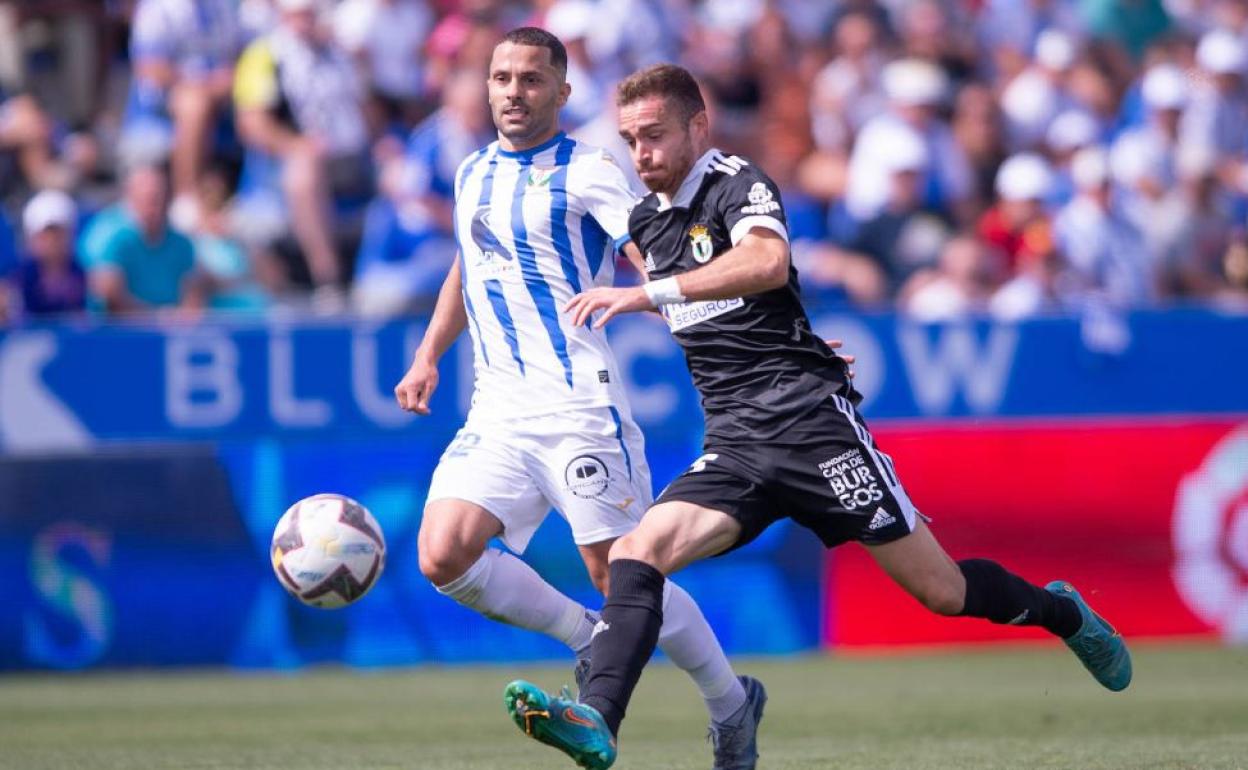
[616,64,707,124]
[500,27,568,78]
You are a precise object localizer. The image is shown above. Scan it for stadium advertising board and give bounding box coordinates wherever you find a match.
[1,308,1245,668]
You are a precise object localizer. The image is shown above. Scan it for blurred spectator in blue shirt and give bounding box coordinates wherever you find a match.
[846,59,973,224]
[80,165,200,314]
[125,0,242,228]
[4,190,87,321]
[351,68,492,316]
[334,0,435,130]
[1182,29,1248,194]
[1055,146,1154,306]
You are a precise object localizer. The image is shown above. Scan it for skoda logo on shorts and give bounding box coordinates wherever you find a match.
[565,455,609,499]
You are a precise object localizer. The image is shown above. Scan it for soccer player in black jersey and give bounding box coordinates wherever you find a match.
[504,64,1132,770]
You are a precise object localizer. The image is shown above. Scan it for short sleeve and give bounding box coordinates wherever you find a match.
[577,150,640,252]
[716,162,789,247]
[233,39,280,111]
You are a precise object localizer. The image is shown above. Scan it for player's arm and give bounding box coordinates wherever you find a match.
[565,229,787,327]
[661,228,788,300]
[394,259,467,415]
[620,240,648,278]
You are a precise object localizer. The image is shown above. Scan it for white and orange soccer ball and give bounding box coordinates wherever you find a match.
[270,493,386,609]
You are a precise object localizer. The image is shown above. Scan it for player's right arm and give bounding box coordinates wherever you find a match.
[394,259,467,415]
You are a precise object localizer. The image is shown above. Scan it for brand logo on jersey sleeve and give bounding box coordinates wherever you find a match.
[689,224,714,264]
[740,182,780,215]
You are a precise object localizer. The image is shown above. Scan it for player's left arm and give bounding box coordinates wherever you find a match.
[566,165,790,328]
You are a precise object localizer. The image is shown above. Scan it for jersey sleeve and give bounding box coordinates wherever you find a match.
[715,162,790,247]
[577,150,640,252]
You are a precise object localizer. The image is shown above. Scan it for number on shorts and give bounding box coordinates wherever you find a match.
[689,453,719,473]
[445,432,480,459]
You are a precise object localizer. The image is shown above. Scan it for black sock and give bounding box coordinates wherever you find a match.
[581,559,665,736]
[957,558,1082,638]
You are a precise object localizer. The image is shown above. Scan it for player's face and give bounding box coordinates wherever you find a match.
[487,42,570,151]
[618,95,708,195]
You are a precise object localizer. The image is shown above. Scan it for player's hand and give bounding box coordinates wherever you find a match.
[825,338,856,378]
[394,354,439,415]
[564,286,652,328]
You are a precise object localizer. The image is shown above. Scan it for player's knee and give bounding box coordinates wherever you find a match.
[916,580,965,616]
[417,531,479,587]
[608,532,661,569]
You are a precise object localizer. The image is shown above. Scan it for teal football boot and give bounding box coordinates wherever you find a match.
[504,680,617,769]
[1046,581,1133,691]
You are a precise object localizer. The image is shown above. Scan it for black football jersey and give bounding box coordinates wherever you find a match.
[628,150,853,441]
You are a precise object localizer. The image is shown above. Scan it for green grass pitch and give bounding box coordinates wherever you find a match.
[2,642,1245,769]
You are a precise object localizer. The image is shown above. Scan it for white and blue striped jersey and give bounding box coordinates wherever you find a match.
[453,132,639,423]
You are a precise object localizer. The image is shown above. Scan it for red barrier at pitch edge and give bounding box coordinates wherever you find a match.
[824,419,1248,647]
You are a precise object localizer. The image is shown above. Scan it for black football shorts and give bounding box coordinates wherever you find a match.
[655,391,919,553]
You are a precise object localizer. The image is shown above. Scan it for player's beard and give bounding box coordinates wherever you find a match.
[641,135,696,196]
[493,97,558,149]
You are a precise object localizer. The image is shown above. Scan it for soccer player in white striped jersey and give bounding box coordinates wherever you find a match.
[393,28,753,757]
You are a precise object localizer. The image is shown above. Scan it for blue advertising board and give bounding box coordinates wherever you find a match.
[1,307,1246,670]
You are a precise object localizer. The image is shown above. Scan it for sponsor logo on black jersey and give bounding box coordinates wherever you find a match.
[740,182,780,215]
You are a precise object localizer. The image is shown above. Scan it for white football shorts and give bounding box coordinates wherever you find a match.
[425,406,653,553]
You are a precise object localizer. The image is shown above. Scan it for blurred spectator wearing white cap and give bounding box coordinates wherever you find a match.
[1182,28,1248,189]
[1054,146,1154,306]
[1,190,86,322]
[126,0,242,227]
[977,153,1056,272]
[900,235,1003,321]
[845,58,972,222]
[1044,108,1102,204]
[1000,28,1080,149]
[1111,63,1187,192]
[233,0,375,300]
[1139,142,1236,297]
[818,127,953,299]
[334,0,435,130]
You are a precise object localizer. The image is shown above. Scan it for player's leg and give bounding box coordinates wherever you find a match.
[505,501,743,769]
[866,518,1080,630]
[578,533,747,724]
[421,429,597,655]
[533,410,750,731]
[821,393,1131,691]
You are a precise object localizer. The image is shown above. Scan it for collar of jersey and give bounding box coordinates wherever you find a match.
[496,131,568,161]
[655,148,721,211]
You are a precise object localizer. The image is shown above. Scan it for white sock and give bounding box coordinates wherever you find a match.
[436,549,597,654]
[656,580,747,723]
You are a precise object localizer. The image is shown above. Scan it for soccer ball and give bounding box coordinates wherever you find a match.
[270,493,386,609]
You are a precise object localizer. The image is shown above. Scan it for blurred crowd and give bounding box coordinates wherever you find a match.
[2,0,1248,326]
